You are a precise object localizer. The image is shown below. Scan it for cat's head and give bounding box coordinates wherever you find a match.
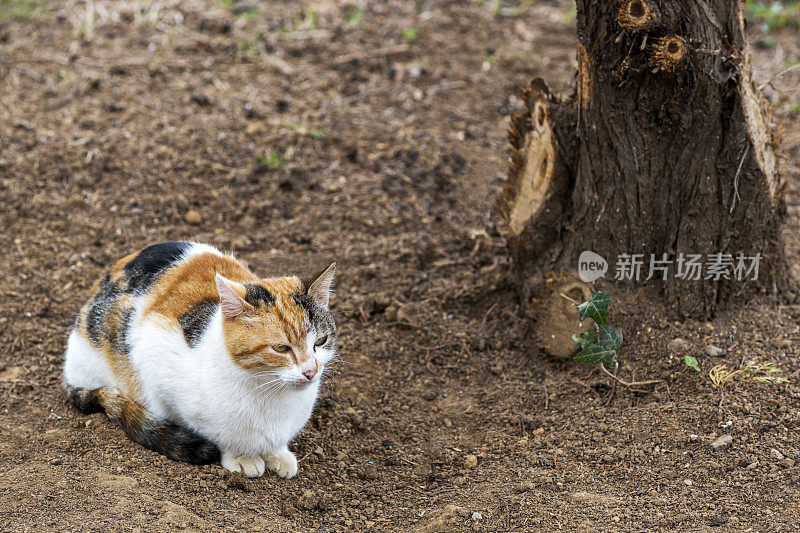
[214,263,337,386]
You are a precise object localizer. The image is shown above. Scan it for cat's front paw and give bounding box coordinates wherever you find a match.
[264,449,298,479]
[221,452,266,478]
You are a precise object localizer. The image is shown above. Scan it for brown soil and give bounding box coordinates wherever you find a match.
[2,1,800,531]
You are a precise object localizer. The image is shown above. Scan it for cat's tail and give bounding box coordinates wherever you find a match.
[65,385,220,465]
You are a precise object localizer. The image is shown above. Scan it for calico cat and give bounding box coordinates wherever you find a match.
[63,242,337,478]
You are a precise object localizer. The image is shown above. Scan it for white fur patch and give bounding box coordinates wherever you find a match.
[63,330,117,389]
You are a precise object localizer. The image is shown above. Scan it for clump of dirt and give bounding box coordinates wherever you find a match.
[1,1,800,531]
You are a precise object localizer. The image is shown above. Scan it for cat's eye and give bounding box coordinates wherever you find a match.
[272,344,291,354]
[314,335,328,347]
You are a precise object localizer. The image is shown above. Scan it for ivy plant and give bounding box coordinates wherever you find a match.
[572,292,623,369]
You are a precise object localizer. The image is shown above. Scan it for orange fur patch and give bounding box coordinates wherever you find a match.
[142,252,309,371]
[145,252,257,320]
[223,276,310,370]
[104,294,142,399]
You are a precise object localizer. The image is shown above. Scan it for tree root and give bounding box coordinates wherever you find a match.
[600,365,663,393]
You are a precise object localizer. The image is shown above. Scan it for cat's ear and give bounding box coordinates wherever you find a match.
[215,273,252,320]
[304,262,336,308]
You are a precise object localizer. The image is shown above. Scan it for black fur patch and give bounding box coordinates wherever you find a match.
[244,283,274,307]
[293,293,317,324]
[123,241,192,293]
[114,307,134,357]
[293,292,336,338]
[137,420,221,465]
[86,276,122,345]
[65,385,104,414]
[179,301,218,347]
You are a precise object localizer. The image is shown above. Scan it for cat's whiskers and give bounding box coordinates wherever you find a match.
[253,376,292,403]
[325,354,349,367]
[254,383,282,403]
[254,376,283,393]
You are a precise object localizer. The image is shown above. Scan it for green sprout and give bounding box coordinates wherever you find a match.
[684,355,700,372]
[244,8,258,22]
[563,4,577,24]
[403,27,419,41]
[289,123,326,138]
[0,0,51,21]
[346,6,363,28]
[301,9,317,30]
[258,150,285,169]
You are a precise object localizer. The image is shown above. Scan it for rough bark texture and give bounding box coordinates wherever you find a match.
[499,0,786,318]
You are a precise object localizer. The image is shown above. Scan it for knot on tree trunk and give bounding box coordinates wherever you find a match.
[617,0,659,33]
[650,36,687,71]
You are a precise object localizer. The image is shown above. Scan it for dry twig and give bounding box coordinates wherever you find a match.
[600,365,663,391]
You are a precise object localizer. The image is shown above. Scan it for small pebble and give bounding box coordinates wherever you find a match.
[668,338,688,354]
[463,455,478,470]
[710,435,733,452]
[770,448,785,461]
[184,209,202,226]
[246,122,266,135]
[683,479,693,486]
[360,464,379,480]
[297,489,319,510]
[705,345,724,357]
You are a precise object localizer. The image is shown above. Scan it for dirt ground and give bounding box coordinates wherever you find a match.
[2,1,800,531]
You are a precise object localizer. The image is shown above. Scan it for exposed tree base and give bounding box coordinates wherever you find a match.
[529,279,592,360]
[498,1,787,321]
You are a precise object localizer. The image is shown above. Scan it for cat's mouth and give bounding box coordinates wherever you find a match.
[295,377,317,387]
[293,372,321,388]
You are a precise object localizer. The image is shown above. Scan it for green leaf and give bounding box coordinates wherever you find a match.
[573,339,618,369]
[577,291,612,325]
[684,355,700,372]
[598,325,623,350]
[345,6,364,28]
[402,27,419,41]
[572,330,599,350]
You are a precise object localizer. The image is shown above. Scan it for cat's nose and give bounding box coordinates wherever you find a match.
[301,361,317,380]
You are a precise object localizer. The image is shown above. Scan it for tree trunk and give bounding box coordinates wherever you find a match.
[498,0,787,320]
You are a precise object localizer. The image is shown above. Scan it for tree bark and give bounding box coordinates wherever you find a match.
[498,0,786,319]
